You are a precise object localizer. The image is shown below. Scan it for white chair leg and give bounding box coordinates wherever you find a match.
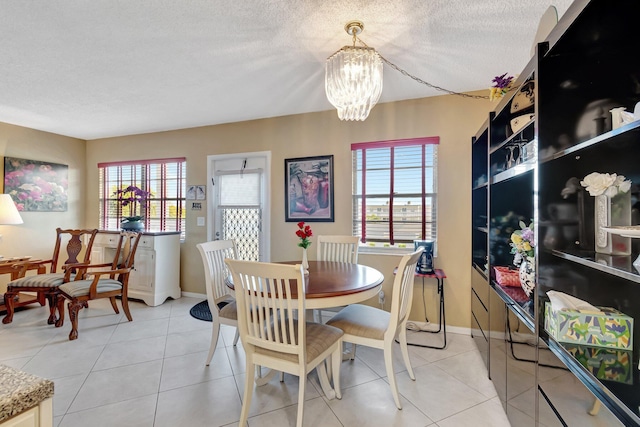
[384,345,402,409]
[398,327,415,380]
[233,328,240,346]
[205,320,221,366]
[239,359,255,427]
[332,344,342,399]
[296,371,306,427]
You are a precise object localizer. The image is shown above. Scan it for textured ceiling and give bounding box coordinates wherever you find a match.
[0,0,573,140]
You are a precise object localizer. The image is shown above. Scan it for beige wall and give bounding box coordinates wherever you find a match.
[85,92,492,328]
[0,122,86,290]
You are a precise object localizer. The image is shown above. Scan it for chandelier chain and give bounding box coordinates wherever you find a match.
[357,36,490,100]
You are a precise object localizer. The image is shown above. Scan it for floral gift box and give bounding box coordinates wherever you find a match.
[544,302,633,350]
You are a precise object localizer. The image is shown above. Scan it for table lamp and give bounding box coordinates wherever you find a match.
[0,194,23,256]
[0,194,23,225]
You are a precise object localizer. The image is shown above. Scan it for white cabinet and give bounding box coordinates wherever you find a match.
[0,398,52,427]
[92,231,181,306]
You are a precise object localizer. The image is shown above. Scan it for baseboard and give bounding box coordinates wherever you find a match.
[181,291,207,299]
[406,320,470,336]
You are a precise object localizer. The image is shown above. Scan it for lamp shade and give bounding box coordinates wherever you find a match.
[0,194,23,224]
[325,45,383,121]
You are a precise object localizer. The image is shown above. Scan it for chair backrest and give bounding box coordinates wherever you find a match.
[51,228,99,272]
[386,248,424,338]
[225,259,306,360]
[108,232,142,281]
[197,240,238,309]
[317,235,359,263]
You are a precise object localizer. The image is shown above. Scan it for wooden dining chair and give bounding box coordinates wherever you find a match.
[317,235,359,264]
[196,239,240,366]
[326,248,423,409]
[315,235,360,323]
[3,228,99,326]
[57,232,142,340]
[225,259,343,427]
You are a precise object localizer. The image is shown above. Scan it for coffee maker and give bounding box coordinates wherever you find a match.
[414,240,434,274]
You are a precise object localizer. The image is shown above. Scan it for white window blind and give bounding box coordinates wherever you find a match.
[352,137,438,250]
[98,158,186,238]
[218,171,261,207]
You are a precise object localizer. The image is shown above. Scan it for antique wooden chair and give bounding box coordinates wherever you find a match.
[196,239,240,366]
[57,232,142,340]
[2,228,98,326]
[327,248,423,409]
[225,259,343,427]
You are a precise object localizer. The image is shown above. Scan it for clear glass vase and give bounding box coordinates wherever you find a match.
[594,192,631,255]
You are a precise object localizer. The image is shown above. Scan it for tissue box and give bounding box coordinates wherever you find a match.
[563,344,633,384]
[544,302,633,350]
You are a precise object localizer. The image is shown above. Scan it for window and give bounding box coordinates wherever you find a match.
[352,137,438,251]
[98,158,187,238]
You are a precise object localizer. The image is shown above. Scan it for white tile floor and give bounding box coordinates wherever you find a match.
[0,297,511,427]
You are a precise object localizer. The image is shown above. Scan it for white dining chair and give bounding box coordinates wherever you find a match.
[225,259,343,427]
[315,235,360,322]
[326,248,423,409]
[196,240,240,366]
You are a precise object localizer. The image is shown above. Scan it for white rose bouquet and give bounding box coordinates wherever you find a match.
[580,172,631,197]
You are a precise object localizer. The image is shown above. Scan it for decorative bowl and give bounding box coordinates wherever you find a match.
[510,113,535,134]
[510,81,535,114]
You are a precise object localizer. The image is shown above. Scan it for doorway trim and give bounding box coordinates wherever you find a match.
[206,151,271,262]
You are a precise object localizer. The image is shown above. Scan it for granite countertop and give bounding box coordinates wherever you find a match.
[0,365,54,423]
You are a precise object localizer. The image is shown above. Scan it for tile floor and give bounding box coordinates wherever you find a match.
[0,297,511,427]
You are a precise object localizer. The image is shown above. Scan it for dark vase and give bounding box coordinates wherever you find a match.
[121,220,144,231]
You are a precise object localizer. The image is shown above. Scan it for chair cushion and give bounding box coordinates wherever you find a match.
[254,322,343,364]
[8,273,66,289]
[326,304,390,340]
[59,279,123,298]
[218,300,237,320]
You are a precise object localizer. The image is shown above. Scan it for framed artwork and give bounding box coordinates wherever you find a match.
[285,155,334,222]
[186,185,206,200]
[4,157,69,212]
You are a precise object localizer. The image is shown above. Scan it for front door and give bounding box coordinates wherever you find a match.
[208,152,271,262]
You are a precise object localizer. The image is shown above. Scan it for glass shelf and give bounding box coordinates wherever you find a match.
[491,280,535,331]
[551,249,640,284]
[472,182,488,191]
[490,160,535,185]
[489,119,535,155]
[540,120,640,164]
[473,263,488,280]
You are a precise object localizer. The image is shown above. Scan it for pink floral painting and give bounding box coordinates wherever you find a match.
[4,157,68,212]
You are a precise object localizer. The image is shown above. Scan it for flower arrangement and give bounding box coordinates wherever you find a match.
[296,221,313,249]
[510,220,535,267]
[580,172,631,197]
[489,73,514,101]
[4,157,68,212]
[113,185,151,223]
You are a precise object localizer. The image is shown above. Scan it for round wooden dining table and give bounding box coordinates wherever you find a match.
[225,260,385,309]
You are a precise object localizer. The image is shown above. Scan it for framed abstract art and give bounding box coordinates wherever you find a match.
[285,155,334,222]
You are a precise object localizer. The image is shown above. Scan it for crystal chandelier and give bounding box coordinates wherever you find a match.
[325,21,383,121]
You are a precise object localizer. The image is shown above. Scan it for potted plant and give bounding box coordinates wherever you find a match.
[113,185,151,231]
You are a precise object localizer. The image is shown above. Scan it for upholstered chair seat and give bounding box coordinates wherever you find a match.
[2,228,98,326]
[59,279,123,298]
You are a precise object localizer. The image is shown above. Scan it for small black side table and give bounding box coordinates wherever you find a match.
[400,268,447,350]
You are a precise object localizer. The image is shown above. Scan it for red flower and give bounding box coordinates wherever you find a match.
[296,221,313,249]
